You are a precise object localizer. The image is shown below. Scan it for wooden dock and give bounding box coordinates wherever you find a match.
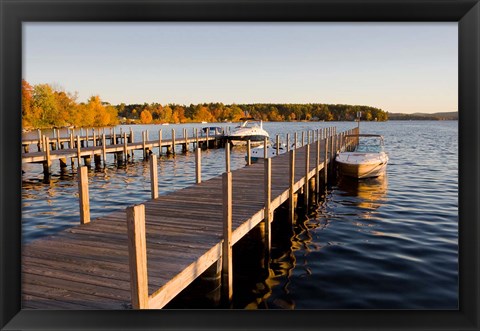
[22,127,223,178]
[22,126,358,309]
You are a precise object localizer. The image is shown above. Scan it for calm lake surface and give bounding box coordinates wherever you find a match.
[21,120,458,309]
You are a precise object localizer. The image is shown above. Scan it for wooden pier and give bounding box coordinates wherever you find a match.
[22,127,223,178]
[22,126,358,309]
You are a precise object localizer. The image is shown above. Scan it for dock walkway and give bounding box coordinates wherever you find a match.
[22,127,357,309]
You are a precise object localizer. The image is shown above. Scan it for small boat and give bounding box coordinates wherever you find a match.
[335,134,388,179]
[227,118,269,146]
[246,142,289,162]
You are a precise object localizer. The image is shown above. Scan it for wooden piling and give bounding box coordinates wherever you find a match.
[129,128,134,143]
[286,133,290,152]
[304,143,310,207]
[37,129,42,151]
[195,147,202,184]
[206,128,209,149]
[56,129,60,150]
[222,172,233,303]
[150,154,158,199]
[247,140,251,166]
[102,134,107,165]
[45,136,51,168]
[123,132,128,160]
[158,129,162,156]
[172,129,176,155]
[289,149,295,223]
[78,166,90,224]
[126,204,149,309]
[276,135,280,156]
[142,131,147,159]
[264,137,268,159]
[324,136,329,185]
[294,132,298,149]
[225,142,231,173]
[301,131,305,147]
[112,129,116,145]
[264,157,272,258]
[316,130,321,196]
[76,136,82,167]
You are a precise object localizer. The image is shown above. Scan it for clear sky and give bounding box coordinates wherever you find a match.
[23,23,457,114]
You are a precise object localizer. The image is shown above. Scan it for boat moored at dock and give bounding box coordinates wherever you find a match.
[227,118,269,146]
[335,134,388,179]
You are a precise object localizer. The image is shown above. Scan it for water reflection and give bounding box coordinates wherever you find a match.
[336,174,388,211]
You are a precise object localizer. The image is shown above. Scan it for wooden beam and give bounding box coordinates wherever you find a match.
[225,142,231,173]
[286,133,290,152]
[123,132,128,160]
[304,143,310,207]
[102,134,107,166]
[246,140,251,166]
[195,147,202,184]
[45,136,51,167]
[264,157,272,258]
[289,149,295,223]
[76,135,81,168]
[263,137,268,159]
[126,204,149,309]
[158,129,162,156]
[276,135,280,156]
[172,129,176,155]
[316,129,321,196]
[325,136,329,185]
[222,171,233,303]
[150,154,158,199]
[78,166,90,224]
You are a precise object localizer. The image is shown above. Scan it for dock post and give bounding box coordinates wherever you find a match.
[222,171,233,304]
[246,140,251,166]
[286,133,290,152]
[158,129,162,156]
[126,204,149,309]
[150,154,158,199]
[225,142,231,173]
[70,132,74,149]
[264,157,272,262]
[37,129,42,151]
[93,130,96,147]
[195,128,199,149]
[43,136,51,178]
[264,137,268,159]
[276,135,280,156]
[124,132,128,160]
[102,134,107,166]
[304,141,310,207]
[55,129,60,150]
[206,128,209,149]
[78,166,90,224]
[76,136,82,168]
[316,130,321,197]
[129,127,134,143]
[112,129,117,145]
[142,131,147,159]
[183,128,188,153]
[59,157,68,174]
[294,132,298,149]
[289,149,296,223]
[324,136,329,185]
[301,131,305,147]
[195,147,202,184]
[172,129,176,155]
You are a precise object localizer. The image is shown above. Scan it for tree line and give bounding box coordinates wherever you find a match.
[118,102,388,124]
[22,80,388,129]
[22,80,119,129]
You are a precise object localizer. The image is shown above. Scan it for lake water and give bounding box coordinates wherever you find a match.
[21,120,458,309]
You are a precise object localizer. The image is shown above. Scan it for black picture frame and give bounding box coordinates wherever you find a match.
[1,0,479,330]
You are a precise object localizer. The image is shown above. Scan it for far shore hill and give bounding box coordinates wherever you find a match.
[387,111,458,121]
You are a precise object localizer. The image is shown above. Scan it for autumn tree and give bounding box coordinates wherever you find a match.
[21,79,34,128]
[140,109,153,124]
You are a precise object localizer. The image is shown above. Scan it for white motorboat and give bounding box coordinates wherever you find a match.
[246,142,288,162]
[227,118,269,146]
[335,134,388,179]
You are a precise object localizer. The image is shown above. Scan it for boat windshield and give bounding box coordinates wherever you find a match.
[355,144,383,153]
[354,137,384,153]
